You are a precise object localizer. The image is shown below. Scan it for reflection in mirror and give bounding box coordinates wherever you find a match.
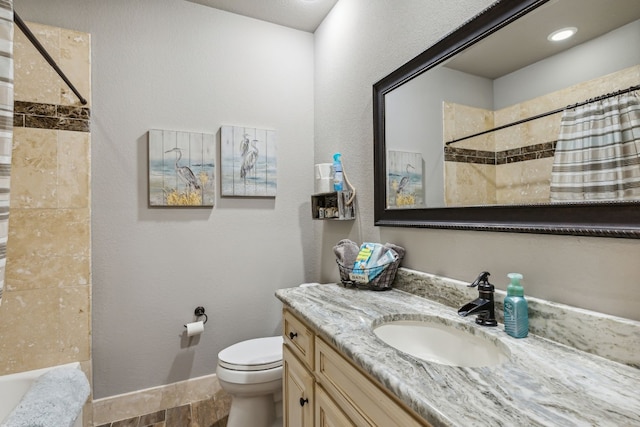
[374,0,640,238]
[383,0,640,209]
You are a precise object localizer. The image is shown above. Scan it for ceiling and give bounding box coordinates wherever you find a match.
[446,0,640,79]
[186,0,339,33]
[185,0,640,77]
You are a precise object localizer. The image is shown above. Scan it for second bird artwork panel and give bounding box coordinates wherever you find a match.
[220,125,277,197]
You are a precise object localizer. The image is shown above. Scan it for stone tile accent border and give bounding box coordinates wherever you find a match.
[444,140,556,165]
[96,400,228,427]
[92,373,230,427]
[14,100,90,132]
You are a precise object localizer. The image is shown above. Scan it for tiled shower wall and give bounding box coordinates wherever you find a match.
[0,18,93,419]
[443,65,640,206]
[1,19,91,371]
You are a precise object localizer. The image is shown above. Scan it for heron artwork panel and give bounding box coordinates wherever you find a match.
[387,150,425,209]
[148,129,216,206]
[220,125,277,197]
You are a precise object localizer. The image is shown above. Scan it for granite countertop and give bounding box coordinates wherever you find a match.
[276,284,640,427]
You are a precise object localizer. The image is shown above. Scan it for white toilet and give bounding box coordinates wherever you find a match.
[216,336,284,427]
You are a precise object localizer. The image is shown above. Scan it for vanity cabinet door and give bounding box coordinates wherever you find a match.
[315,337,430,427]
[284,345,314,427]
[315,384,355,427]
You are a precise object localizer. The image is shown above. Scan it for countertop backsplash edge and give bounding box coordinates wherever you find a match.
[393,267,640,368]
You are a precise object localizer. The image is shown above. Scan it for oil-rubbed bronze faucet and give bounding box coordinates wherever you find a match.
[458,271,497,326]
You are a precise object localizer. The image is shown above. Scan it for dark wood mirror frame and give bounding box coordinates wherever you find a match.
[373,0,640,238]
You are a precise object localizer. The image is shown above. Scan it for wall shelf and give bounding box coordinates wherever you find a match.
[311,191,355,220]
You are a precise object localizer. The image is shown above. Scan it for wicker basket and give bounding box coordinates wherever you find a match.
[336,258,401,291]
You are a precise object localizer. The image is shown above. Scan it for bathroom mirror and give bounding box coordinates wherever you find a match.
[373,0,640,238]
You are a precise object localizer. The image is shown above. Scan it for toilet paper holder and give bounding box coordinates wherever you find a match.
[184,306,208,328]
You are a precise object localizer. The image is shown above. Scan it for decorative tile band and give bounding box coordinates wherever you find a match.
[14,100,90,132]
[444,141,556,165]
[444,146,495,165]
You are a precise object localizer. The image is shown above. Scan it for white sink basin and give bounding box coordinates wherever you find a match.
[373,319,509,367]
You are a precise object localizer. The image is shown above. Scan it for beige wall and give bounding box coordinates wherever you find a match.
[0,22,91,376]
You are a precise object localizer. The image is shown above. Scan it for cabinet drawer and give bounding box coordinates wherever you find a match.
[284,309,315,369]
[315,337,429,427]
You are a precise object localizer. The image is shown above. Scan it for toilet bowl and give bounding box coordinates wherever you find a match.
[216,336,284,427]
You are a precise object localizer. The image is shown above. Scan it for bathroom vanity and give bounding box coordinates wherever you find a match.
[276,270,640,426]
[282,309,428,426]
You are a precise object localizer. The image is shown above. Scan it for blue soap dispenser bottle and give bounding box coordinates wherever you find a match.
[503,273,528,338]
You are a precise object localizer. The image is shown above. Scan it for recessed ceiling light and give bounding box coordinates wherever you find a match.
[547,27,577,42]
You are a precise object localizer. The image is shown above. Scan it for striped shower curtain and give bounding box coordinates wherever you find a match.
[0,0,12,305]
[550,90,640,202]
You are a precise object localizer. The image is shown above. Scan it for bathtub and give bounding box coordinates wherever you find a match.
[0,362,84,427]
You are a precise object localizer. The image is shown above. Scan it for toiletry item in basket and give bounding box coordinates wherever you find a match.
[383,242,406,261]
[350,242,381,282]
[333,239,360,267]
[366,249,399,281]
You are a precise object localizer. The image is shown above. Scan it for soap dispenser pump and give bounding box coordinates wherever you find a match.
[503,273,528,338]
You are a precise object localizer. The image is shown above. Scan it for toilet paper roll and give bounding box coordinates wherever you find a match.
[186,321,204,337]
[315,163,332,179]
[315,178,333,194]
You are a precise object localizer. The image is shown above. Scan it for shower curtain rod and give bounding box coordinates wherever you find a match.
[445,83,640,146]
[13,11,88,105]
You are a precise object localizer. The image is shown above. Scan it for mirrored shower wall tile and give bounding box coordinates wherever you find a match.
[10,127,58,209]
[59,28,91,107]
[0,288,61,374]
[14,100,57,116]
[7,208,90,260]
[13,114,24,127]
[13,22,61,105]
[447,141,556,166]
[58,130,90,209]
[23,114,59,130]
[14,101,90,131]
[6,253,90,291]
[24,115,90,132]
[14,21,90,107]
[58,105,90,120]
[59,286,91,361]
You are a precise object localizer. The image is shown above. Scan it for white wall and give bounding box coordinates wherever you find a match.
[15,0,315,398]
[315,0,640,323]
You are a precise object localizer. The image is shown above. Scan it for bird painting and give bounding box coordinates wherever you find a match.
[240,138,259,178]
[164,147,200,191]
[397,163,415,194]
[240,133,251,157]
[220,125,277,197]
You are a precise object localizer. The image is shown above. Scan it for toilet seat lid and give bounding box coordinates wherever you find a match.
[218,336,283,371]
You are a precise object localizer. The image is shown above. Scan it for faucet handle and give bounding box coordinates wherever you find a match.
[469,271,491,288]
